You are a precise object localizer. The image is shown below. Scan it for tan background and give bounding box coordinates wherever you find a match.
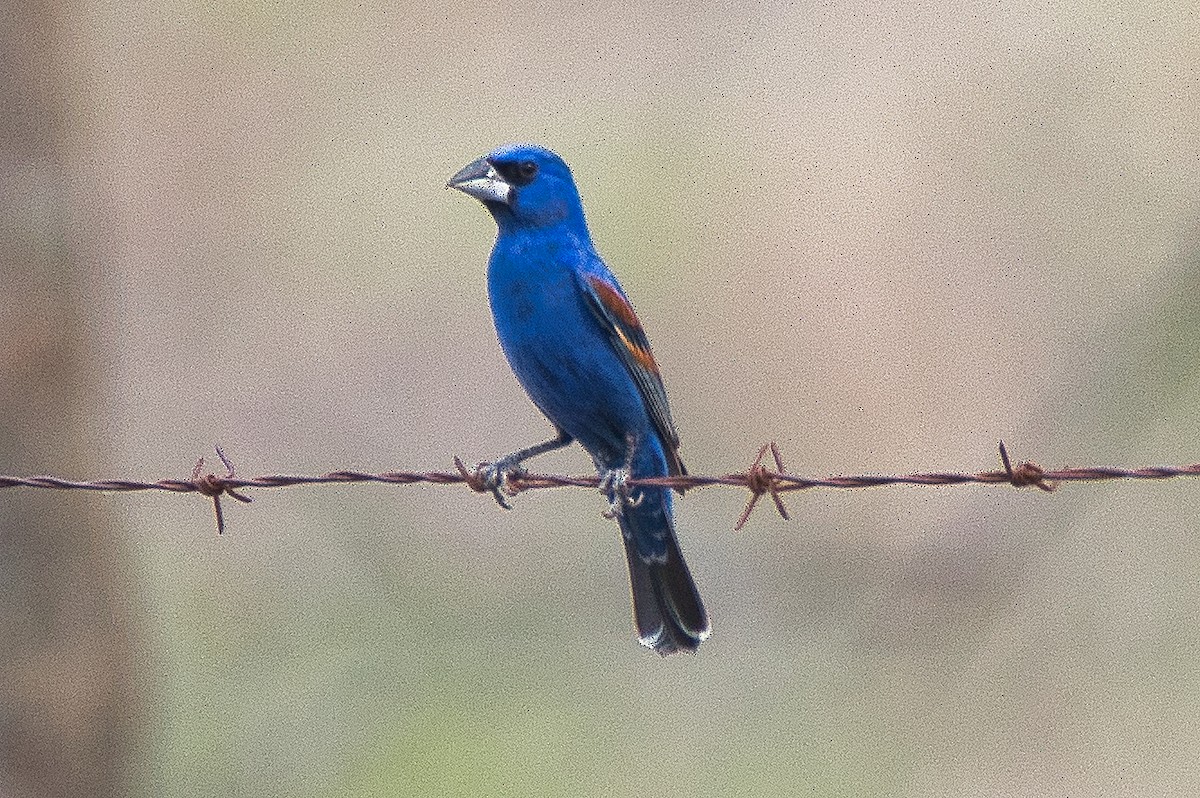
[2,2,1198,796]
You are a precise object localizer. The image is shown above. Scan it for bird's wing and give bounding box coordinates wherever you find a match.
[580,271,686,477]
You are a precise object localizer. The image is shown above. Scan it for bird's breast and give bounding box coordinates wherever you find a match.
[486,240,654,466]
[487,236,583,332]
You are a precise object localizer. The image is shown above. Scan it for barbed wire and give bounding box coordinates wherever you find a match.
[0,442,1196,534]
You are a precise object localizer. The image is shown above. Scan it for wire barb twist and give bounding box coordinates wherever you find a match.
[998,440,1055,492]
[735,442,792,531]
[190,446,253,535]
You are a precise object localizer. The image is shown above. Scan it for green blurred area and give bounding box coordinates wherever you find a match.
[2,2,1198,796]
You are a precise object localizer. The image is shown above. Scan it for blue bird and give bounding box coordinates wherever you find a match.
[448,144,710,654]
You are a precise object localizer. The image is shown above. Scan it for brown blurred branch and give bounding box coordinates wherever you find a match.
[1,442,1197,534]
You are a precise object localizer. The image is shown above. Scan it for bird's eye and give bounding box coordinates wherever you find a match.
[494,158,540,187]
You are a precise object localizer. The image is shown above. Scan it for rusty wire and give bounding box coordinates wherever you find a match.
[0,442,1196,534]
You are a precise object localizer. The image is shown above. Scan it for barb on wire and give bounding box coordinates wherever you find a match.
[191,446,253,535]
[735,442,792,531]
[998,440,1054,492]
[0,442,1196,535]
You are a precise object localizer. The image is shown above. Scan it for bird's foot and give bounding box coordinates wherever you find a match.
[599,467,644,519]
[475,457,529,510]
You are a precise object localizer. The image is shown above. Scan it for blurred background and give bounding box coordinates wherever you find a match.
[2,2,1198,796]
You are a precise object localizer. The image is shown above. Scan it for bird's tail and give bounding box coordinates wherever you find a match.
[619,501,710,655]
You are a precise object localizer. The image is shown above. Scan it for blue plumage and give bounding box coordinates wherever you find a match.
[448,144,710,654]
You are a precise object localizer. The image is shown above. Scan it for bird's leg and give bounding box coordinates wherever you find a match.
[599,433,644,518]
[479,428,573,509]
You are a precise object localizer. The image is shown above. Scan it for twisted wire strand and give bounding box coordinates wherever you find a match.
[1,442,1196,534]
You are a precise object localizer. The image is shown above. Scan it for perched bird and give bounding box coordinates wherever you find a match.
[448,144,710,654]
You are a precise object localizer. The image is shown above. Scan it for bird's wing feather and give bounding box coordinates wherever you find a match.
[580,271,686,477]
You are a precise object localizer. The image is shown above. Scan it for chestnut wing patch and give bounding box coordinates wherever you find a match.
[581,272,686,477]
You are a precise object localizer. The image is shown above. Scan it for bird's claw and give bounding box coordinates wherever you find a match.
[599,468,643,519]
[477,458,528,510]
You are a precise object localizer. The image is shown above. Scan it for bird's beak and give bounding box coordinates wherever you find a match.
[446,156,513,205]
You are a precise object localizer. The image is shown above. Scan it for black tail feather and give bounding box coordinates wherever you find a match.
[621,527,710,655]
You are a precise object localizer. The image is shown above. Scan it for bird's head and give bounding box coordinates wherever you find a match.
[447,144,586,232]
